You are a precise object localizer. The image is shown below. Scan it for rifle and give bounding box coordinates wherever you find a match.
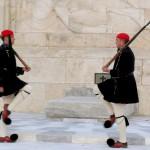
[103,21,150,68]
[8,35,31,71]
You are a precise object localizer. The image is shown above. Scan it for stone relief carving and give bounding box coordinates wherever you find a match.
[3,0,145,33]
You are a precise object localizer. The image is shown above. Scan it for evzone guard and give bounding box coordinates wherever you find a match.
[0,29,31,142]
[97,21,150,148]
[98,33,139,148]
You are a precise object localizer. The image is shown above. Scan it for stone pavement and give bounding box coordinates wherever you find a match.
[3,112,150,149]
[1,142,150,150]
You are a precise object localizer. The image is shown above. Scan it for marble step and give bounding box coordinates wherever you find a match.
[45,96,138,119]
[36,130,146,146]
[9,113,150,146]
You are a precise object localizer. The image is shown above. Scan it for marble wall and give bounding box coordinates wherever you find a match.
[0,0,150,115]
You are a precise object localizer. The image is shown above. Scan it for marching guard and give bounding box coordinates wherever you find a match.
[98,33,139,148]
[0,29,31,142]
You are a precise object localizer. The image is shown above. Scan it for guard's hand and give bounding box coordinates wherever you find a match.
[102,66,110,73]
[0,86,4,93]
[23,67,31,72]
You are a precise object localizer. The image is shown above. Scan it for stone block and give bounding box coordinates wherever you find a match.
[45,96,137,119]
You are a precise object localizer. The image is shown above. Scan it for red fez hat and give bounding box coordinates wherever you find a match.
[1,29,14,38]
[116,33,130,41]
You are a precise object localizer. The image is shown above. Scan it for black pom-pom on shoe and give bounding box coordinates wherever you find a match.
[107,138,115,147]
[4,118,12,125]
[10,134,18,142]
[104,120,112,128]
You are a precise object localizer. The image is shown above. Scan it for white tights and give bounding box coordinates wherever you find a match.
[0,85,31,137]
[103,100,127,143]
